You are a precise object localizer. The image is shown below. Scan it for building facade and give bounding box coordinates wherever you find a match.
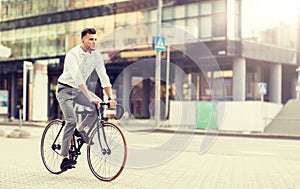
[0,0,299,121]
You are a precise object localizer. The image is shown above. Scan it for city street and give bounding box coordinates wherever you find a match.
[0,125,300,189]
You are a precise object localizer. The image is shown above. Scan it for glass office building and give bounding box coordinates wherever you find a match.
[0,0,298,120]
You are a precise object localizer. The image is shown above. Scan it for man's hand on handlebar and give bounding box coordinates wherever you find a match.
[108,99,116,109]
[89,97,116,109]
[89,97,102,109]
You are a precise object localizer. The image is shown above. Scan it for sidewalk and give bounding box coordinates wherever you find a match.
[0,119,46,138]
[1,119,300,140]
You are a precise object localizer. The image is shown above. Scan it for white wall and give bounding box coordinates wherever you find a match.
[168,101,197,126]
[168,101,283,132]
[217,101,282,132]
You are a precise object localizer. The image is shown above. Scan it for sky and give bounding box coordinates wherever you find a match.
[242,0,299,37]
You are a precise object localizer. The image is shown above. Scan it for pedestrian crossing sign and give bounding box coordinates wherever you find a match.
[258,82,267,95]
[155,36,166,51]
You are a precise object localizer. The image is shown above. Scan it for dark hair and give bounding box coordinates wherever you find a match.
[81,28,96,39]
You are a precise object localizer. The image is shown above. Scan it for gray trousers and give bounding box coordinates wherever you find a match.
[56,84,100,157]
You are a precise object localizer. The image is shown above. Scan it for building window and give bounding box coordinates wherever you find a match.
[199,16,212,39]
[187,3,199,17]
[212,13,226,38]
[163,6,173,20]
[200,2,212,15]
[174,5,185,19]
[186,18,199,41]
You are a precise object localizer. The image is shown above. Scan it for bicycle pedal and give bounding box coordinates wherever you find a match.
[66,165,75,170]
[69,165,76,169]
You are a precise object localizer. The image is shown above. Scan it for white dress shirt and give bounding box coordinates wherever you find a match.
[58,45,111,89]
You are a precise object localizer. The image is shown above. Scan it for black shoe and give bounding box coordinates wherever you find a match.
[60,158,77,171]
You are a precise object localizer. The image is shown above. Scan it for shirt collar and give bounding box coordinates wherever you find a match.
[79,46,86,55]
[80,45,95,55]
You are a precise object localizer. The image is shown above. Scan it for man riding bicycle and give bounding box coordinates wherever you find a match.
[56,27,115,170]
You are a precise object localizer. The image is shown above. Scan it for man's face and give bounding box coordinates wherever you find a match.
[82,33,97,51]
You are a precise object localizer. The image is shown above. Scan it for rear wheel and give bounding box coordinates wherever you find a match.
[87,122,127,182]
[40,119,65,174]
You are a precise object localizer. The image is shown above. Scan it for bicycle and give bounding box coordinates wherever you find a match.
[40,102,127,182]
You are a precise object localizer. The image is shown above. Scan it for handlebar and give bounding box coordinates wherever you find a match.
[93,102,124,120]
[99,102,111,109]
[94,102,109,111]
[94,102,111,117]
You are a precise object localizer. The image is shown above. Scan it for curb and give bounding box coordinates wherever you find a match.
[155,128,300,140]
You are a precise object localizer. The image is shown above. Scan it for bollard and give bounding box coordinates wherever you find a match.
[19,109,22,128]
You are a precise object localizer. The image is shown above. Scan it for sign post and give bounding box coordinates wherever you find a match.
[258,82,267,131]
[155,0,163,127]
[258,82,267,102]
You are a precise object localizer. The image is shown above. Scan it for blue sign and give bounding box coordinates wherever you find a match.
[155,36,166,51]
[0,90,8,114]
[258,82,267,95]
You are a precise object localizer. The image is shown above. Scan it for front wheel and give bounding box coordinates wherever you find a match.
[87,122,127,182]
[40,119,65,174]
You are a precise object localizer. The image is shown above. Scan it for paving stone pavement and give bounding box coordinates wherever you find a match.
[0,125,300,189]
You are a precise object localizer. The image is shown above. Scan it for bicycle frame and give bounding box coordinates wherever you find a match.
[51,103,112,160]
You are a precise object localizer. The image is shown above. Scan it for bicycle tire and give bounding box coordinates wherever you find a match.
[87,122,127,182]
[40,119,65,174]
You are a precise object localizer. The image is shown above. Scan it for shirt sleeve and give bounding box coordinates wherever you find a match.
[95,51,112,88]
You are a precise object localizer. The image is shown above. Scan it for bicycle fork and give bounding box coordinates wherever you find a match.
[96,121,111,155]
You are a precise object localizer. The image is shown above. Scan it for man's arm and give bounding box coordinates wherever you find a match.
[103,86,116,108]
[78,84,101,107]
